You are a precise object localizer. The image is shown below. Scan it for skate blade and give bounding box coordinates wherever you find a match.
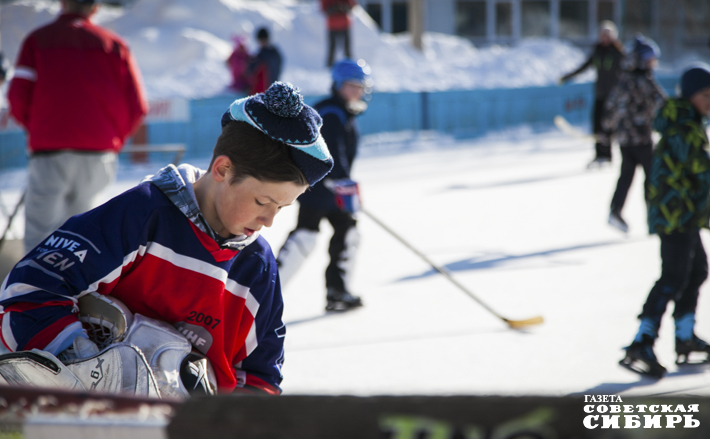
[586,160,611,170]
[608,218,629,233]
[676,352,710,366]
[325,301,363,312]
[619,357,666,379]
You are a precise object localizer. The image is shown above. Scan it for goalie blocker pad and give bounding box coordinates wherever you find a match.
[79,293,217,398]
[0,342,160,397]
[0,294,217,399]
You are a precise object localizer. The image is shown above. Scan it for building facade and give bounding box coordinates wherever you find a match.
[359,0,710,63]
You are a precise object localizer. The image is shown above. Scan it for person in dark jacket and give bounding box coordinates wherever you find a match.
[277,59,372,311]
[619,65,710,379]
[247,27,283,95]
[602,35,666,233]
[561,20,625,168]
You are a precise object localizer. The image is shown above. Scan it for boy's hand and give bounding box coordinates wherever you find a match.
[325,178,360,213]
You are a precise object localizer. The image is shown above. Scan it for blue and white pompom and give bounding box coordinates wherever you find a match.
[263,81,304,118]
[221,81,333,186]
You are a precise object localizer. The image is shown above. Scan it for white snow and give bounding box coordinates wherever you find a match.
[0,0,596,99]
[2,0,710,399]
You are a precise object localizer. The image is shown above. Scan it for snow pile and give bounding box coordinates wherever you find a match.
[0,0,594,100]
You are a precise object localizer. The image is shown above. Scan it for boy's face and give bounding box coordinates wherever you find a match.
[599,30,612,46]
[339,81,366,103]
[210,157,307,238]
[690,87,710,117]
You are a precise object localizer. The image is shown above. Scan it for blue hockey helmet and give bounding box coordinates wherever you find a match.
[332,59,373,90]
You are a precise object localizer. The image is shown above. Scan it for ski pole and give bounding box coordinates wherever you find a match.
[361,207,543,329]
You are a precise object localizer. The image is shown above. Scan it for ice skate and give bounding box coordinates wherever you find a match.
[676,334,710,365]
[608,209,629,233]
[586,157,611,170]
[326,288,363,312]
[619,335,667,379]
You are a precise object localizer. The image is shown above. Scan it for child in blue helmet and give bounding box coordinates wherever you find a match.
[277,59,372,311]
[619,64,710,379]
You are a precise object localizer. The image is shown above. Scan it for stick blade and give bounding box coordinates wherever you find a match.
[504,315,544,329]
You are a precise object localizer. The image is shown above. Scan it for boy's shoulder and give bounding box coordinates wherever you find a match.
[94,181,173,219]
[239,235,276,264]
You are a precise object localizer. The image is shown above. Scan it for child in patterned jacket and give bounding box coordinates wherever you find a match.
[619,64,710,379]
[602,35,666,233]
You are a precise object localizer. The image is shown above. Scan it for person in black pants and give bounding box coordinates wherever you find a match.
[619,65,710,378]
[561,21,625,168]
[276,59,372,311]
[602,35,666,233]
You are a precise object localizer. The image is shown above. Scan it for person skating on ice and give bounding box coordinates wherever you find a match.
[620,65,710,379]
[560,21,625,169]
[277,59,371,311]
[602,35,666,233]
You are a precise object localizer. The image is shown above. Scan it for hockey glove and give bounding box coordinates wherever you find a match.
[325,178,361,213]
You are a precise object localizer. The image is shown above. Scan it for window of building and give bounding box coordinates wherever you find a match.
[622,0,652,39]
[392,2,408,34]
[496,2,513,37]
[522,1,550,37]
[597,0,614,23]
[365,3,383,29]
[683,0,710,40]
[560,0,589,38]
[456,1,487,37]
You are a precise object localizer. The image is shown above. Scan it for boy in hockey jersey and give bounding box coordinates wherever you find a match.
[619,65,710,378]
[0,82,333,396]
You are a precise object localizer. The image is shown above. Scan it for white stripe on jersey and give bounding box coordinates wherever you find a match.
[14,66,37,81]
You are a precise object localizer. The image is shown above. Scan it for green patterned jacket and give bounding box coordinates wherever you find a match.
[648,98,710,234]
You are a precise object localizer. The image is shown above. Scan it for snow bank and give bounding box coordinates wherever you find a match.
[0,0,593,100]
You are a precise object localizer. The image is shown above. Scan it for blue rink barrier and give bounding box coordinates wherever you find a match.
[0,76,680,171]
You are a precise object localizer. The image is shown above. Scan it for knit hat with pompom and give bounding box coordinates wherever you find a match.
[221,81,333,186]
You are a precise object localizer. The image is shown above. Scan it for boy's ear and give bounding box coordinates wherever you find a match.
[212,155,232,182]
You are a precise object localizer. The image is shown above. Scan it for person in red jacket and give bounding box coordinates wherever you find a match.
[8,0,148,254]
[320,0,357,67]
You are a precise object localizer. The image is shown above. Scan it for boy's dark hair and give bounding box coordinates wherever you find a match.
[209,121,308,187]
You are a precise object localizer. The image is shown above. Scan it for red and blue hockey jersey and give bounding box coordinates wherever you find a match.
[0,165,285,394]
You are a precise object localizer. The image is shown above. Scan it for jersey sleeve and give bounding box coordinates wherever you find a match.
[0,186,152,355]
[319,108,351,179]
[229,243,286,395]
[121,44,149,140]
[7,35,38,128]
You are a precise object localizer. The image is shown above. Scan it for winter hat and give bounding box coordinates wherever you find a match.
[681,64,710,99]
[221,81,333,186]
[633,35,660,64]
[332,59,373,90]
[599,20,618,40]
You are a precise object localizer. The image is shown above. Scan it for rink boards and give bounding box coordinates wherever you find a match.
[2,385,710,439]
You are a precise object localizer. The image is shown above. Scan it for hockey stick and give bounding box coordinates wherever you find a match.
[553,115,597,142]
[0,190,25,251]
[361,207,544,329]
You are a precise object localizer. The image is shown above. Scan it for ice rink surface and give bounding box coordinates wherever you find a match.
[5,127,708,398]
